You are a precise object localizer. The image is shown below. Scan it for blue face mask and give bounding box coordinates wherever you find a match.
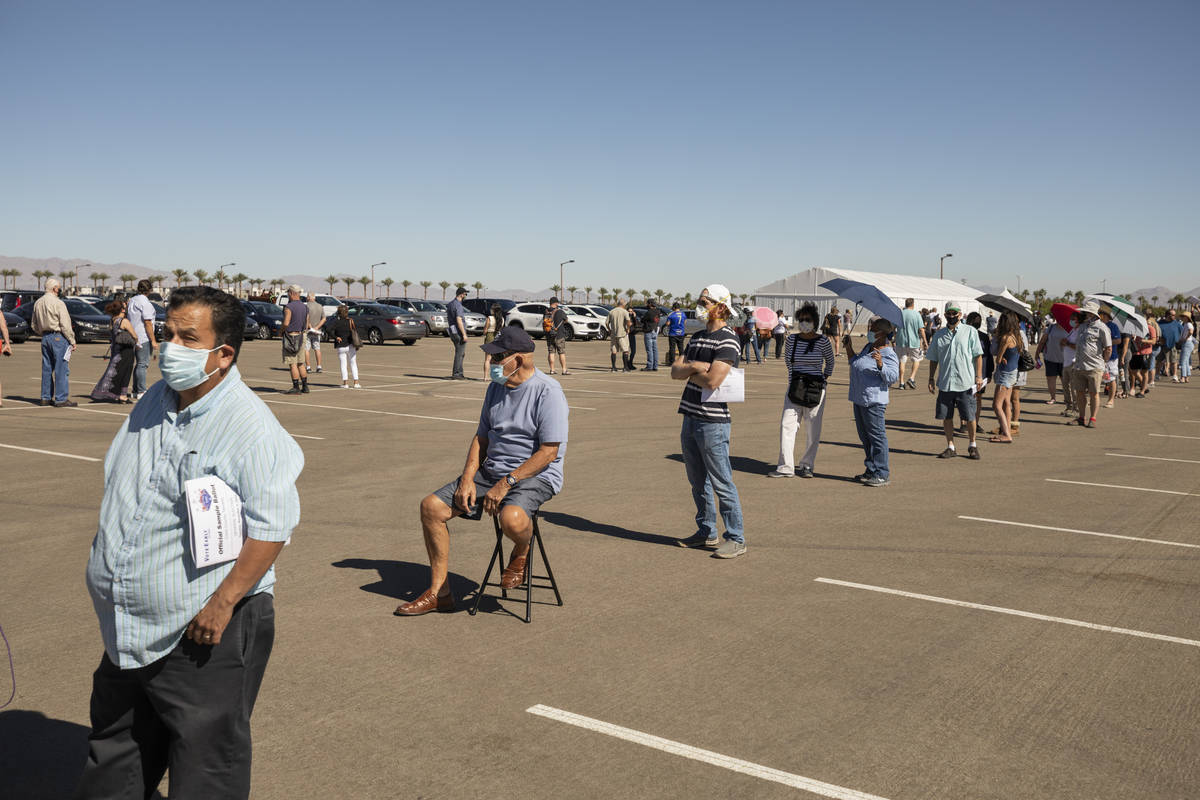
[160,341,222,391]
[489,355,516,386]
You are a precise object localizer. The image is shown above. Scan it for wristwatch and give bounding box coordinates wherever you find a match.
[505,474,519,488]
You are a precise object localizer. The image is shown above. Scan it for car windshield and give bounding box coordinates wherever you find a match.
[251,302,282,316]
[412,301,438,311]
[568,306,594,317]
[65,299,100,314]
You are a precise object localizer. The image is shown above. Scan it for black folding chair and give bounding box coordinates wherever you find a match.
[469,511,563,623]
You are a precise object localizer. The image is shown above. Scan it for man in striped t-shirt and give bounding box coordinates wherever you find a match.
[671,283,746,558]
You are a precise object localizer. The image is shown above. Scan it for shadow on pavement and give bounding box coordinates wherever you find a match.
[331,559,484,611]
[819,440,934,457]
[0,709,91,799]
[662,452,768,475]
[539,510,680,547]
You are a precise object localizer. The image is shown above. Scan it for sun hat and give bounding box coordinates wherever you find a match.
[1080,299,1101,316]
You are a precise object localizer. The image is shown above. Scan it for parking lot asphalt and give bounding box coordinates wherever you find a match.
[3,333,1200,799]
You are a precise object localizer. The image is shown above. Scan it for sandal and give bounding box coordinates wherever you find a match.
[989,435,1012,443]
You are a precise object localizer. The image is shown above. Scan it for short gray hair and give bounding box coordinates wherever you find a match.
[45,277,61,292]
[288,284,302,295]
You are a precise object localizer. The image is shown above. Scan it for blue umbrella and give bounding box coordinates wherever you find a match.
[818,278,903,329]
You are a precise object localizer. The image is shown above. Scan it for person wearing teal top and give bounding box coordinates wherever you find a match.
[926,300,984,460]
[894,297,928,389]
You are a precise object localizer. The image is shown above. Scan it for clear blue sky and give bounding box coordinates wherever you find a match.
[1,0,1196,296]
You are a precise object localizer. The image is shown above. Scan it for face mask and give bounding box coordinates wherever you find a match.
[797,321,815,333]
[695,303,709,322]
[159,341,222,391]
[489,356,517,386]
[946,314,960,326]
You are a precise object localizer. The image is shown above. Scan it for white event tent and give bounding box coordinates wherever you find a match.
[754,267,987,321]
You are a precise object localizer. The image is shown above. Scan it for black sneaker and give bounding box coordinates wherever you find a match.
[854,472,873,483]
[938,447,957,459]
[301,383,310,394]
[53,399,78,407]
[967,446,981,460]
[797,466,814,478]
[284,387,302,395]
[864,475,890,487]
[677,532,719,549]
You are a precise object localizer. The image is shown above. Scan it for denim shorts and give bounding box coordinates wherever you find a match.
[432,471,554,521]
[935,389,976,421]
[994,369,1018,388]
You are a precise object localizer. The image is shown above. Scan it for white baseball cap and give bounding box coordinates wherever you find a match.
[701,284,733,308]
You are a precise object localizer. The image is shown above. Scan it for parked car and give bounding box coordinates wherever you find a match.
[242,300,284,339]
[329,301,425,345]
[378,297,448,336]
[273,292,344,317]
[0,290,43,313]
[3,310,30,343]
[566,305,610,338]
[424,300,486,335]
[61,297,114,343]
[243,315,261,339]
[504,302,603,340]
[462,297,517,319]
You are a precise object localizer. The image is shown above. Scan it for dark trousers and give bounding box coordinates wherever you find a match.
[773,333,785,358]
[449,331,466,377]
[853,403,889,479]
[75,594,275,800]
[667,335,684,364]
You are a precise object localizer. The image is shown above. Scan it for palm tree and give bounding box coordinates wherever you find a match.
[420,280,432,299]
[438,280,451,299]
[597,287,607,303]
[171,268,188,287]
[551,284,562,298]
[402,279,413,297]
[89,272,102,292]
[381,277,395,295]
[58,270,74,292]
[567,285,578,303]
[193,269,209,286]
[472,281,484,297]
[231,273,248,296]
[585,286,593,303]
[29,269,45,290]
[119,273,136,291]
[321,274,335,294]
[212,270,229,291]
[342,276,355,297]
[358,276,370,297]
[1151,295,1159,310]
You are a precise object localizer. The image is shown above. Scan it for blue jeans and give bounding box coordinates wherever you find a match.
[1181,339,1194,378]
[644,332,659,369]
[853,402,889,479]
[40,332,71,403]
[680,416,744,543]
[742,334,762,363]
[134,340,153,394]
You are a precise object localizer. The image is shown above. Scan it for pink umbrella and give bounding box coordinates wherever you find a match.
[751,307,778,329]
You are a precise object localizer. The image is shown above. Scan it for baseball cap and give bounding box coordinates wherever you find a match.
[455,285,469,297]
[701,284,733,308]
[549,296,560,304]
[945,301,962,313]
[480,325,535,354]
[288,284,303,294]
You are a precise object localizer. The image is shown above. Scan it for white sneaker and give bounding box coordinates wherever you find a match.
[316,366,323,373]
[766,470,794,478]
[340,384,349,389]
[353,382,362,389]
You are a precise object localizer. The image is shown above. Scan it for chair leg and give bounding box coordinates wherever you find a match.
[523,532,534,624]
[534,524,564,607]
[470,523,505,616]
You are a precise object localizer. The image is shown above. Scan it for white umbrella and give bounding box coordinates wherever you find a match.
[1088,293,1148,336]
[1000,287,1032,311]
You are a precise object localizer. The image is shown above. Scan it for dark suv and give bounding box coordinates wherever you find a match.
[0,290,43,313]
[462,298,516,317]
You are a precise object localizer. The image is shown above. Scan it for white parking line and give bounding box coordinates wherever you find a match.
[1149,433,1200,441]
[1045,478,1200,497]
[1107,453,1200,465]
[0,442,101,462]
[261,398,474,424]
[957,515,1200,549]
[291,433,324,440]
[814,578,1200,648]
[525,704,890,800]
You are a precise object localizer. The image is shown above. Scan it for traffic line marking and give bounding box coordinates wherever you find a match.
[1107,453,1200,465]
[1149,433,1200,441]
[525,704,890,800]
[0,442,101,462]
[1045,478,1200,497]
[814,578,1200,648]
[957,515,1200,549]
[261,398,474,423]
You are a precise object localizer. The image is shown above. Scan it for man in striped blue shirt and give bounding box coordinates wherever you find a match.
[78,287,304,800]
[671,283,746,558]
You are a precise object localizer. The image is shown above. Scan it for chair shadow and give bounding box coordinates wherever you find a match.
[0,709,96,799]
[331,559,496,614]
[663,452,769,476]
[538,510,679,547]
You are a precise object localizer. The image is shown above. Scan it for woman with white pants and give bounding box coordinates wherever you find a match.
[329,305,362,389]
[770,302,835,479]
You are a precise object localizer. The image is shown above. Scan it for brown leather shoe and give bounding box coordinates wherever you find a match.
[393,589,454,616]
[500,553,528,589]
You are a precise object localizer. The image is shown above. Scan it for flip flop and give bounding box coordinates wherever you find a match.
[989,436,1013,443]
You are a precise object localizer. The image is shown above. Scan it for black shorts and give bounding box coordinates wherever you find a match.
[1045,359,1063,377]
[1130,354,1148,370]
[432,470,554,521]
[935,389,976,421]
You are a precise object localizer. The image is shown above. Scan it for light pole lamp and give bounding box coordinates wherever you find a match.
[939,253,953,280]
[371,262,386,299]
[559,260,574,299]
[76,263,91,294]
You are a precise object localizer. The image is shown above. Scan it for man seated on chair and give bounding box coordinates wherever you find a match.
[396,326,569,616]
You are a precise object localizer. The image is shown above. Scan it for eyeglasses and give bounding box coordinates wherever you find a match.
[489,351,516,364]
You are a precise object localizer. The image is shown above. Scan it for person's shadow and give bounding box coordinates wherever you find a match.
[331,559,491,612]
[538,511,679,547]
[663,453,766,475]
[0,709,94,799]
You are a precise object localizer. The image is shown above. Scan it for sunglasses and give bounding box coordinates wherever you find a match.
[489,351,517,364]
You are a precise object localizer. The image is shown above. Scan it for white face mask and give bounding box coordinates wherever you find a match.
[797,320,815,333]
[695,303,709,322]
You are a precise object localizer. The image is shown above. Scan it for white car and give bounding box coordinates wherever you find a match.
[426,300,487,336]
[505,302,603,340]
[273,292,344,317]
[567,305,610,338]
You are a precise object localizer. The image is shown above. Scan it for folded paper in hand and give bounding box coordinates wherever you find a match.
[185,475,245,568]
[700,367,745,403]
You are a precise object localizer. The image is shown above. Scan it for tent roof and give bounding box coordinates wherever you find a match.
[756,267,985,300]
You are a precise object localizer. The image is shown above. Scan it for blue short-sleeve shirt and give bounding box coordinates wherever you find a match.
[476,369,569,492]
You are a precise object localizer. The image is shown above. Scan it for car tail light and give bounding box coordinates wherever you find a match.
[389,318,401,325]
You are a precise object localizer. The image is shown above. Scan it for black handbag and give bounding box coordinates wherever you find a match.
[1018,349,1036,371]
[788,372,825,407]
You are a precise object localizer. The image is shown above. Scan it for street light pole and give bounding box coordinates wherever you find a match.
[370,262,386,299]
[939,253,953,280]
[559,260,574,299]
[75,263,91,295]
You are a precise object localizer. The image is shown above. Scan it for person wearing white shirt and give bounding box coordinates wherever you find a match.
[126,279,159,400]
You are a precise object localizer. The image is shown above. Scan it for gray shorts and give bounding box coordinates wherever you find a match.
[935,389,977,421]
[432,470,554,521]
[547,337,566,354]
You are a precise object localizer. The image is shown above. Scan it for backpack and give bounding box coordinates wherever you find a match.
[542,310,555,333]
